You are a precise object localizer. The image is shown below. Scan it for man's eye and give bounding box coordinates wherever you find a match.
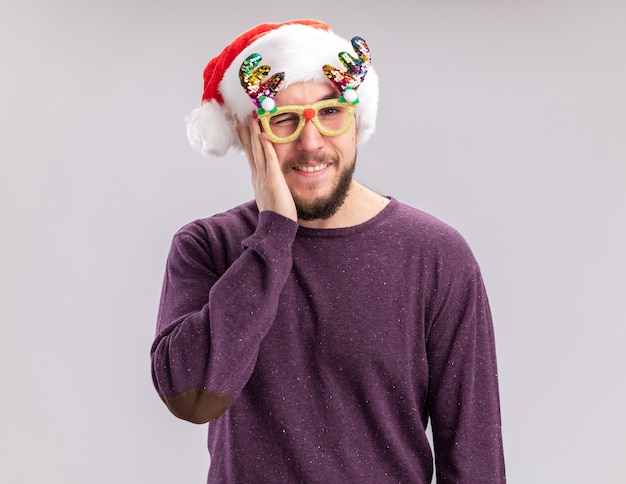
[319,106,346,117]
[271,114,299,126]
[319,108,337,116]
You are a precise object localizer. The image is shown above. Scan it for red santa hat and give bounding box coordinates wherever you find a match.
[186,19,379,157]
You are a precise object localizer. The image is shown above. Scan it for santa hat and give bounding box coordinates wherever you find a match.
[186,19,379,157]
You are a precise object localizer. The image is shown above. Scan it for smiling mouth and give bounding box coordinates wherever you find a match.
[293,164,330,173]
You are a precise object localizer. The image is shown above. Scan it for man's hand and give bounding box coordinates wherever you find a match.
[236,116,298,222]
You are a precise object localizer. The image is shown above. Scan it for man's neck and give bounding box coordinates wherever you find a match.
[298,181,390,229]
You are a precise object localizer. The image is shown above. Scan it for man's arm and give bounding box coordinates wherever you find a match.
[150,212,298,424]
[427,261,506,482]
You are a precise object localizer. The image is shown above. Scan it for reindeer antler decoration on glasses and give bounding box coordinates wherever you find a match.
[238,53,285,115]
[322,36,371,104]
[239,35,371,111]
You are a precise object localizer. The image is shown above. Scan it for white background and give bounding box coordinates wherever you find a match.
[1,1,624,482]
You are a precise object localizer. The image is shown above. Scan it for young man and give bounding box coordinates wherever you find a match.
[151,19,506,483]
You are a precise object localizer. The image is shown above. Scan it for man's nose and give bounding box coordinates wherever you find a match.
[296,114,324,151]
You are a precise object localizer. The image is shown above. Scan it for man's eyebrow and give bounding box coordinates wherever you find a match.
[318,92,341,102]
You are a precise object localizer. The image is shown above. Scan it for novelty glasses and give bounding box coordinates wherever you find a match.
[258,98,356,144]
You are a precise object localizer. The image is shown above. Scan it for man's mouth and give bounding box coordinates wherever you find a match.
[293,163,330,173]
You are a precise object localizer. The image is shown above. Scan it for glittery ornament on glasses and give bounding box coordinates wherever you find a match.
[239,35,371,113]
[239,53,285,115]
[322,36,371,104]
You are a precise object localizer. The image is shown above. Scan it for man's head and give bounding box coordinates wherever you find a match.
[186,19,378,158]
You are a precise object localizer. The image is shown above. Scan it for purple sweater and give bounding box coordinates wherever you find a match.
[151,199,505,483]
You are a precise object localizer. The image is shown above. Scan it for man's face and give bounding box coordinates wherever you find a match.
[270,82,359,221]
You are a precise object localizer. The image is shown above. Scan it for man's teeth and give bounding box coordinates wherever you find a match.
[295,164,329,173]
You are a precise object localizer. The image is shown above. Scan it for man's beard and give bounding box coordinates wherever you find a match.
[285,151,356,222]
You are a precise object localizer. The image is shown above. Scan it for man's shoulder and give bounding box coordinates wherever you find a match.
[388,199,463,239]
[388,199,477,265]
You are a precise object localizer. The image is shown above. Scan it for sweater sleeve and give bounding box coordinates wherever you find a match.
[150,211,298,424]
[426,260,506,483]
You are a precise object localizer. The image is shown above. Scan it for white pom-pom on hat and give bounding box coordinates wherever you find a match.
[186,19,379,157]
[186,100,240,157]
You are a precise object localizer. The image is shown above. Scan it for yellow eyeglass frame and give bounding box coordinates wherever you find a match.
[258,98,356,144]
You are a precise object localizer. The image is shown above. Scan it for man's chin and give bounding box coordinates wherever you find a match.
[296,202,342,221]
[294,187,351,221]
[291,152,356,221]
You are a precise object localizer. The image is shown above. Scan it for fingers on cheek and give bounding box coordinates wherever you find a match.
[258,136,272,159]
